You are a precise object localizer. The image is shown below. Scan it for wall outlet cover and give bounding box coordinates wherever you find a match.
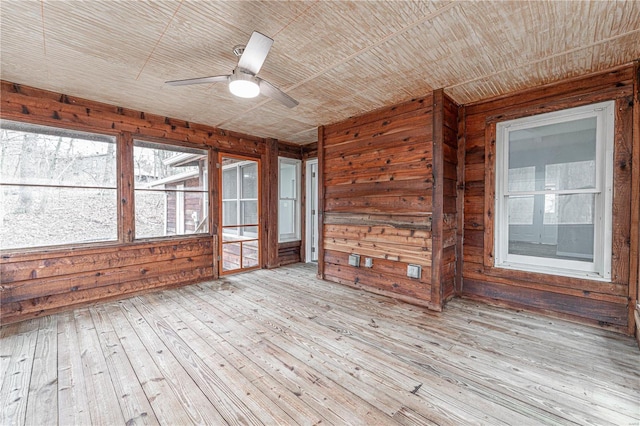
[407,264,421,279]
[348,254,361,267]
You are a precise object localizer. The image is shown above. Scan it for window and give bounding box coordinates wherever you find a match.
[133,140,208,238]
[278,158,301,242]
[495,101,614,280]
[0,121,117,250]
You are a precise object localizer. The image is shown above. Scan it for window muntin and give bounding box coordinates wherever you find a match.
[0,121,117,250]
[278,158,301,242]
[495,101,613,280]
[133,140,208,238]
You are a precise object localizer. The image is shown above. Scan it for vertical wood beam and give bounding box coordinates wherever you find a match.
[455,105,466,294]
[431,89,445,309]
[317,126,325,279]
[483,123,497,268]
[118,132,135,243]
[629,60,640,336]
[265,138,279,268]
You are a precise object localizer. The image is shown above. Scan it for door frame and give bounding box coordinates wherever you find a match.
[218,153,261,275]
[305,158,318,263]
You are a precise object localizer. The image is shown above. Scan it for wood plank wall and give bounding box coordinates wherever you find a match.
[460,65,637,333]
[320,94,459,310]
[0,81,301,324]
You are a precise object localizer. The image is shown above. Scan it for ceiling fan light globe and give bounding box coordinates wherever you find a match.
[229,79,260,98]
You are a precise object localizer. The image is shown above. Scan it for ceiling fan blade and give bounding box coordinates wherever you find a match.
[165,75,229,86]
[258,79,298,108]
[237,31,273,75]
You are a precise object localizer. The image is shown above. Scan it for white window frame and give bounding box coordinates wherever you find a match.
[278,157,301,242]
[494,101,614,281]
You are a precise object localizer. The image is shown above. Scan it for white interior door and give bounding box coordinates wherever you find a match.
[306,159,318,262]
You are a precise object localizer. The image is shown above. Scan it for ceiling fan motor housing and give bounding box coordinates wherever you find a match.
[229,68,260,98]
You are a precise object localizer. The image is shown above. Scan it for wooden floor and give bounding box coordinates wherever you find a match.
[1,264,639,426]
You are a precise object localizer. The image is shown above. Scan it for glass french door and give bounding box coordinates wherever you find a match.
[219,155,260,274]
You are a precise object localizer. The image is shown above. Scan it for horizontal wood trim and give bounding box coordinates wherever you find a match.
[324,239,431,265]
[325,224,431,247]
[324,194,432,214]
[324,212,432,230]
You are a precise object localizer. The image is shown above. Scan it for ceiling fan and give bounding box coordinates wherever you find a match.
[166,31,298,108]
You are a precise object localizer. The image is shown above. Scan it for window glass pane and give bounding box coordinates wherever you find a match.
[222,200,237,227]
[507,193,595,263]
[241,163,258,199]
[1,130,116,187]
[509,117,596,192]
[133,141,208,239]
[135,190,166,238]
[133,141,208,190]
[508,167,535,192]
[241,200,258,225]
[279,162,297,199]
[222,242,241,271]
[222,227,258,241]
[279,200,295,235]
[545,160,596,191]
[556,193,594,225]
[222,168,237,199]
[507,196,534,225]
[1,186,117,249]
[243,240,259,268]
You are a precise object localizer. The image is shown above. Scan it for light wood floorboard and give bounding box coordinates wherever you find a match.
[1,263,639,425]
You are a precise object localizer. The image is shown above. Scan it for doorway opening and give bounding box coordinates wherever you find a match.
[220,154,260,274]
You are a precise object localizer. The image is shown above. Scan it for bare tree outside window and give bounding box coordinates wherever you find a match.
[0,121,117,250]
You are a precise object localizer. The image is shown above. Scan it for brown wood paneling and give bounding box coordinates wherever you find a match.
[321,94,444,306]
[462,65,636,332]
[0,238,215,324]
[277,141,302,159]
[462,279,628,331]
[278,241,301,266]
[302,142,318,160]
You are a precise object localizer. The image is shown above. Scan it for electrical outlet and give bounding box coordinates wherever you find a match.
[407,264,421,279]
[348,254,361,267]
[364,257,373,268]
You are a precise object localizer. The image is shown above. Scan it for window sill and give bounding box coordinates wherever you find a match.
[278,238,301,244]
[495,262,611,283]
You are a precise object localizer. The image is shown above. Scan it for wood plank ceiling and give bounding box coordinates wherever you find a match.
[1,1,639,144]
